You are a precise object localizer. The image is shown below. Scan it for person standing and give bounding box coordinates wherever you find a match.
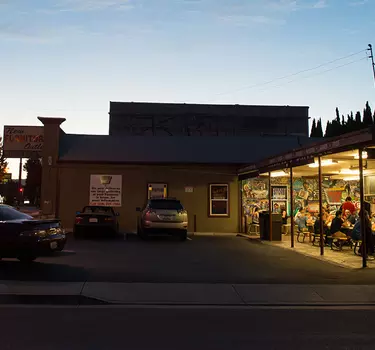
[341,197,356,214]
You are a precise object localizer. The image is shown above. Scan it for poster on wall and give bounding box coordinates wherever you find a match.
[89,175,122,207]
[148,183,167,199]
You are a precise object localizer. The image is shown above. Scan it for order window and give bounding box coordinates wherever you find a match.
[209,184,229,217]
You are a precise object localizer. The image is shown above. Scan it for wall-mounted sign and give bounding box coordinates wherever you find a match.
[89,175,122,207]
[148,183,167,199]
[3,126,44,158]
[184,186,194,193]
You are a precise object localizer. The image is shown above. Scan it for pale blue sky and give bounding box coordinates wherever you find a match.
[1,0,375,176]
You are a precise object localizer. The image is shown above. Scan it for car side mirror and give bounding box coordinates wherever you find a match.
[136,207,141,212]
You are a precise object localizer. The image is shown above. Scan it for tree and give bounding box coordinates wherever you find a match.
[363,101,373,126]
[316,118,323,137]
[325,121,332,137]
[355,111,362,129]
[23,157,42,206]
[310,118,317,137]
[0,137,8,184]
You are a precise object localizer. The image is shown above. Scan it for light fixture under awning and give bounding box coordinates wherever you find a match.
[308,159,338,168]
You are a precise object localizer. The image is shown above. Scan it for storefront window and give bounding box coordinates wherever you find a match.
[209,184,229,216]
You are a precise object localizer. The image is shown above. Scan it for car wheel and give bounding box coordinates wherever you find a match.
[74,228,83,240]
[18,255,37,263]
[178,230,187,241]
[138,229,148,240]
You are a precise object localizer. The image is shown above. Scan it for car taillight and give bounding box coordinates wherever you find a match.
[75,217,83,224]
[177,209,187,215]
[146,210,156,215]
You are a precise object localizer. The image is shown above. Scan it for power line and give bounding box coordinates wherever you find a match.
[203,49,367,101]
[253,56,368,95]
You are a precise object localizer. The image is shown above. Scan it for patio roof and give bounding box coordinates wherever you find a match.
[239,127,375,178]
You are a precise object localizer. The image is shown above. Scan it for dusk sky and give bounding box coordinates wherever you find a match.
[1,0,375,175]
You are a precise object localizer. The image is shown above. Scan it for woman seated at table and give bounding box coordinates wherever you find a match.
[321,207,334,225]
[345,209,358,225]
[295,208,309,233]
[314,213,329,236]
[351,209,374,259]
[330,211,350,238]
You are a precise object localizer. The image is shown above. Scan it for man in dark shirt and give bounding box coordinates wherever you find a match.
[330,211,348,238]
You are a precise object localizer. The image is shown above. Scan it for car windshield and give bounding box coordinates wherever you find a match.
[0,206,33,221]
[149,200,183,210]
[82,206,113,214]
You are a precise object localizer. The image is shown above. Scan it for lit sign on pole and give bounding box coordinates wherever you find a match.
[3,126,44,158]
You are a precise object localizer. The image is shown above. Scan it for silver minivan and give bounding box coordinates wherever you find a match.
[136,198,188,240]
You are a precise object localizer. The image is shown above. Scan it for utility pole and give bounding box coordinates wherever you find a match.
[368,44,375,86]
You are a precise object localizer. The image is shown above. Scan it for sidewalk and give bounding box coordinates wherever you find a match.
[2,281,375,305]
[238,233,374,269]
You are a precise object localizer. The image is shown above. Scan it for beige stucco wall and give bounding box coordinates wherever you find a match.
[57,163,240,233]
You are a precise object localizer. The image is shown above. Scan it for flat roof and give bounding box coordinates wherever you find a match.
[109,101,309,118]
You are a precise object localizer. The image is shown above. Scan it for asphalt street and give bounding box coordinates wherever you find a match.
[1,235,375,284]
[1,306,375,349]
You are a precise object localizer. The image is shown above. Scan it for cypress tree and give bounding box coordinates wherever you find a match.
[310,118,317,137]
[316,118,323,137]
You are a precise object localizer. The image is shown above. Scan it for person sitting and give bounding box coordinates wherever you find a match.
[347,210,359,225]
[351,209,374,259]
[330,211,349,238]
[295,209,309,233]
[281,207,287,225]
[252,207,260,225]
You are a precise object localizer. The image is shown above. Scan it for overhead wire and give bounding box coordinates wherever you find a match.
[253,56,368,95]
[203,49,367,101]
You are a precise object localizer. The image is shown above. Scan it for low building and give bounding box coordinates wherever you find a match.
[38,107,312,232]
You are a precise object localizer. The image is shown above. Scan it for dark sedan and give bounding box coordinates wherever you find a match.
[73,206,120,238]
[0,205,67,263]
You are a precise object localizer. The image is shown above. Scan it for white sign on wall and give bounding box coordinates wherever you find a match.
[90,175,122,207]
[3,126,44,158]
[185,186,194,193]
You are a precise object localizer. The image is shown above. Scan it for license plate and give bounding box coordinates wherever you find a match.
[161,215,173,221]
[89,218,98,223]
[50,242,58,250]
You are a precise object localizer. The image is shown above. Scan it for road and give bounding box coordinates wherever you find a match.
[1,235,375,284]
[1,305,375,349]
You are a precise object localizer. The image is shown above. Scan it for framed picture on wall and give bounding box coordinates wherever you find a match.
[209,184,229,217]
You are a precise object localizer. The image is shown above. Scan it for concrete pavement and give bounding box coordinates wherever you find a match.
[2,281,375,305]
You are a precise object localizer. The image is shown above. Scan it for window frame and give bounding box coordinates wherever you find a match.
[208,183,230,217]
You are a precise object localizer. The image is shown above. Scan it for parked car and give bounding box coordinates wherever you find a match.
[0,204,67,263]
[136,198,188,241]
[74,206,120,238]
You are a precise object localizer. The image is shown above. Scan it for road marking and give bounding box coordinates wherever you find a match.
[187,237,192,241]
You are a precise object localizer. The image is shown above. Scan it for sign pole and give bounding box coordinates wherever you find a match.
[18,157,23,207]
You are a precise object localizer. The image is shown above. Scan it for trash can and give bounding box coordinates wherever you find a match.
[271,213,282,241]
[259,212,282,241]
[259,211,270,240]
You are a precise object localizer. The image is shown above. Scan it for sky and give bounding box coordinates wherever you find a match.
[1,0,375,176]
